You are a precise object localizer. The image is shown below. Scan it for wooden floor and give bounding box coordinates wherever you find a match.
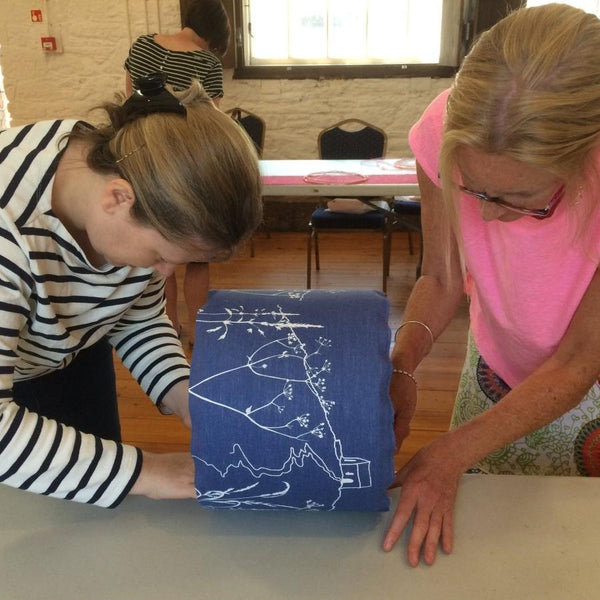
[116,229,469,470]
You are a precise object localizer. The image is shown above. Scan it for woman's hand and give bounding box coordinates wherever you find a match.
[130,451,195,500]
[390,371,418,451]
[383,439,463,566]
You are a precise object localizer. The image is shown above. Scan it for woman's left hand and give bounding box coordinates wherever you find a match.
[383,438,463,566]
[390,371,418,451]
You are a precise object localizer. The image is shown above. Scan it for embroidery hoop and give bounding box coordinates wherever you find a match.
[303,170,368,185]
[393,158,416,170]
[359,158,416,171]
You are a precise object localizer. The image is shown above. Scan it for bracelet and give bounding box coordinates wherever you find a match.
[392,368,417,385]
[394,320,434,351]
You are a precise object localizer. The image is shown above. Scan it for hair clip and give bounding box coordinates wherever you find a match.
[122,72,187,122]
[115,143,146,164]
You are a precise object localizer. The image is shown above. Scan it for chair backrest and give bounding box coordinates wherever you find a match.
[318,118,387,160]
[225,107,266,156]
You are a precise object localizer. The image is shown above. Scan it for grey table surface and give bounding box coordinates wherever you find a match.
[1,473,599,600]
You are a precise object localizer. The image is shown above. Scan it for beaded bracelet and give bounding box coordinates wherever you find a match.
[392,368,417,385]
[394,320,434,352]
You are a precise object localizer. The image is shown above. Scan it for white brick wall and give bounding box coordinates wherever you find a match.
[0,0,451,158]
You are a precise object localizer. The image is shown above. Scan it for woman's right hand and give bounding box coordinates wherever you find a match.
[130,451,195,500]
[383,438,463,566]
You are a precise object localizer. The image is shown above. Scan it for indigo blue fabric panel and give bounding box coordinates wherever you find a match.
[189,290,395,511]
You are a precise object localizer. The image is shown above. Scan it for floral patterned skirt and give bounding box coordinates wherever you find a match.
[450,332,600,476]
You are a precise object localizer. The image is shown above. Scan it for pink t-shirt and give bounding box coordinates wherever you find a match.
[409,89,600,387]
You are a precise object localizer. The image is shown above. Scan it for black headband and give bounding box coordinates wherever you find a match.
[122,72,187,122]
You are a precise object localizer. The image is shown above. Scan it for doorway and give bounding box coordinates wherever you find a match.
[0,47,11,129]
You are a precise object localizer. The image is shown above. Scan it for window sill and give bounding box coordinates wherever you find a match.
[233,64,457,80]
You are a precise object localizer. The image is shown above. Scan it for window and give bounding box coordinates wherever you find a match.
[526,0,600,14]
[0,53,10,130]
[232,0,464,79]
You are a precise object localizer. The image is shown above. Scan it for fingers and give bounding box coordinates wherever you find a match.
[441,511,454,555]
[390,501,452,567]
[404,488,438,566]
[382,495,414,552]
[421,511,443,566]
[409,511,453,566]
[383,458,457,566]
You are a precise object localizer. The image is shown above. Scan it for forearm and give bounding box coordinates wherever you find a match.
[449,264,600,467]
[392,162,464,373]
[0,398,142,507]
[389,273,463,445]
[439,357,597,472]
[129,451,195,500]
[391,273,463,372]
[159,379,191,428]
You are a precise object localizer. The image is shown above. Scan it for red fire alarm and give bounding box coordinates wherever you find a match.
[41,37,57,51]
[31,9,43,22]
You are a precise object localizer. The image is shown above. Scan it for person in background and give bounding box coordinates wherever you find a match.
[124,0,232,345]
[0,75,262,507]
[383,4,600,566]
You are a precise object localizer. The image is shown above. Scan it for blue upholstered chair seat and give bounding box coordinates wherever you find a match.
[392,197,421,215]
[310,207,387,230]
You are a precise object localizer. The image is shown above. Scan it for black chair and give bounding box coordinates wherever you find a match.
[225,107,266,256]
[307,119,392,292]
[225,107,265,157]
[392,196,422,279]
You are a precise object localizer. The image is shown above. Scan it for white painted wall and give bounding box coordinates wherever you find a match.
[0,0,452,158]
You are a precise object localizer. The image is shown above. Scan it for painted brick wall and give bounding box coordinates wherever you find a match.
[0,0,451,159]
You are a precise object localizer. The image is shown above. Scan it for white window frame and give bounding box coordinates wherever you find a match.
[232,0,465,79]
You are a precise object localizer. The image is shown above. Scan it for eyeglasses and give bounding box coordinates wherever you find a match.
[458,184,565,220]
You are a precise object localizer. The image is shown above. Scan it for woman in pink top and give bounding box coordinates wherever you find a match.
[384,4,600,566]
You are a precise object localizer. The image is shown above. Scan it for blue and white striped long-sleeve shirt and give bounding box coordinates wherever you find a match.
[0,119,190,507]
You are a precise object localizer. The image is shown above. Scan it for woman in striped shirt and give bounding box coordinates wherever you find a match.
[0,77,262,507]
[125,0,232,345]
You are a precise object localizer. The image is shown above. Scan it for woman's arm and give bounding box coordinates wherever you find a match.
[130,451,195,499]
[384,263,600,566]
[108,272,191,414]
[390,164,464,445]
[125,72,133,96]
[159,379,191,428]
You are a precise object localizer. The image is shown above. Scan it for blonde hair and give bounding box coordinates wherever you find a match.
[70,81,262,257]
[439,3,600,267]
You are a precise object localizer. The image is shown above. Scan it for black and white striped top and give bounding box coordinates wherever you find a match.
[124,34,224,97]
[0,120,190,507]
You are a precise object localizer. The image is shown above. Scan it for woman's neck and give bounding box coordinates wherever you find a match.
[51,140,108,267]
[155,28,210,52]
